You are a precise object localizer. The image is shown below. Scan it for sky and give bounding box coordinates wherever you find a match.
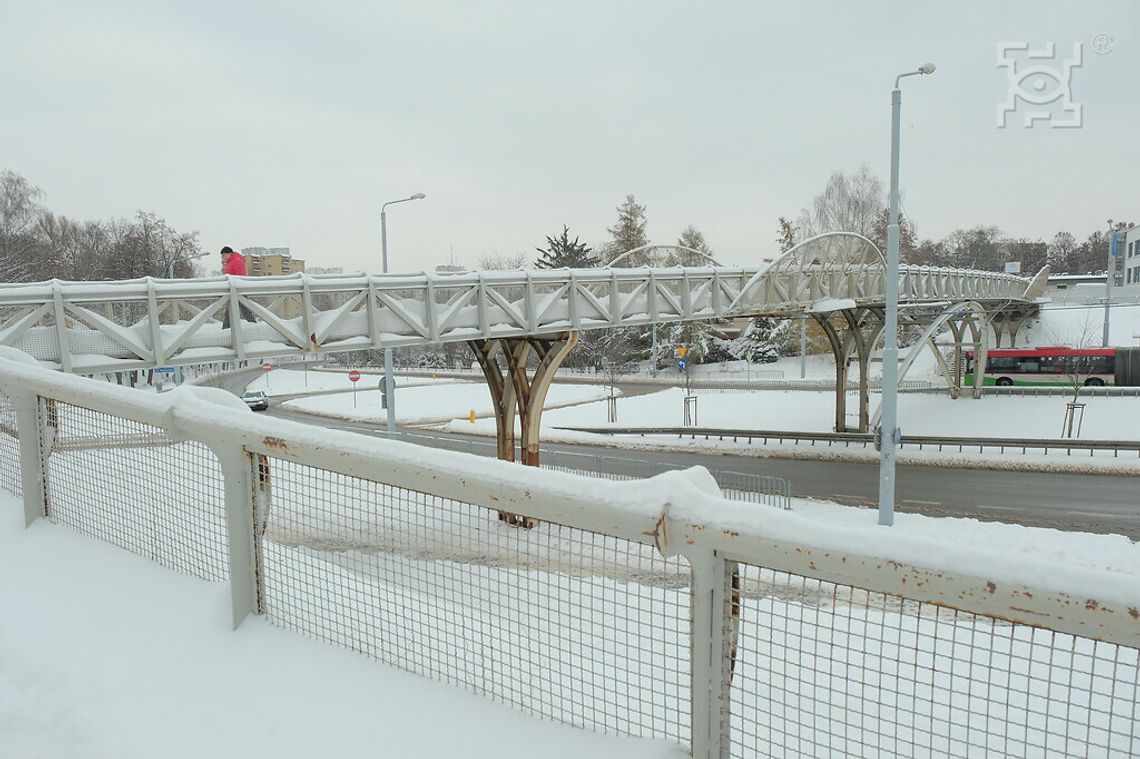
[2,1,1137,275]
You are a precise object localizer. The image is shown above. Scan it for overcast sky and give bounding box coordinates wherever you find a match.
[3,1,1137,275]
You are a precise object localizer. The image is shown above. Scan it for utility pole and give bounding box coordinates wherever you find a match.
[1103,222,1118,347]
[879,62,936,528]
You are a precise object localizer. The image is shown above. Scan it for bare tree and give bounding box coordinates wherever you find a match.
[1049,314,1101,437]
[942,226,1004,270]
[476,251,528,270]
[0,171,46,281]
[1047,231,1078,272]
[797,164,884,239]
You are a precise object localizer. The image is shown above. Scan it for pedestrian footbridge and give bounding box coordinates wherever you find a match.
[0,232,1047,454]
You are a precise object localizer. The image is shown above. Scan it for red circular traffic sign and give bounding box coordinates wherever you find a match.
[348,369,361,383]
[261,363,272,372]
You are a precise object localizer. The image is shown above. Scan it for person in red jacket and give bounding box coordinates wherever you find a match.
[221,245,247,275]
[220,246,256,327]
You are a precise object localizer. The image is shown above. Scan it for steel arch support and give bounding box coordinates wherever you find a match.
[469,331,579,528]
[813,307,884,433]
[870,301,995,429]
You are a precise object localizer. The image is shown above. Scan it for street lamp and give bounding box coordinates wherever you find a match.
[380,192,426,439]
[167,250,211,279]
[879,62,935,527]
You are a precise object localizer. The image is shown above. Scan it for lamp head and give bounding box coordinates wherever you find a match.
[410,192,426,200]
[917,62,936,75]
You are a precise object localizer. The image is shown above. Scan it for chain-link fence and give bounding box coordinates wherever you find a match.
[3,359,1138,759]
[729,563,1140,758]
[0,390,19,497]
[259,457,692,741]
[42,400,228,580]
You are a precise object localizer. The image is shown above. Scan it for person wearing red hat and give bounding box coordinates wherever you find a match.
[220,246,255,327]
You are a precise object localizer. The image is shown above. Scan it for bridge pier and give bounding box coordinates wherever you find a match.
[469,332,579,528]
[813,308,884,433]
[989,308,1031,349]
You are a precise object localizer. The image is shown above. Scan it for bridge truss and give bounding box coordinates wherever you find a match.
[0,233,1046,454]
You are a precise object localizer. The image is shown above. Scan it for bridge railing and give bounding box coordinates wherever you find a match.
[399,430,792,510]
[0,351,1136,758]
[0,263,1033,373]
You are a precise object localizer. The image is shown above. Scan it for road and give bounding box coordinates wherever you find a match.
[254,400,1139,540]
[216,370,1138,539]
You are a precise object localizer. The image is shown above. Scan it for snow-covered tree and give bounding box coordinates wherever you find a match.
[723,317,784,363]
[776,216,797,252]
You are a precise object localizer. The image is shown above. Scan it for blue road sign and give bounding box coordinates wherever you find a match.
[155,367,175,374]
[677,358,687,370]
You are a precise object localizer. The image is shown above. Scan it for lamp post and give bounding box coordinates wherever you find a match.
[879,62,935,527]
[380,192,426,438]
[167,250,211,279]
[1103,222,1119,347]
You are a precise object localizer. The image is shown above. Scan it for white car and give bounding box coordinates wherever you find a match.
[242,390,269,411]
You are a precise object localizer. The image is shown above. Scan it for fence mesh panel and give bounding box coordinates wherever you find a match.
[729,563,1140,758]
[260,458,692,743]
[0,390,19,498]
[43,400,228,580]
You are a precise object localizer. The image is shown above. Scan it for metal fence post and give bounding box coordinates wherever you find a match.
[689,548,737,759]
[12,390,47,526]
[210,443,264,629]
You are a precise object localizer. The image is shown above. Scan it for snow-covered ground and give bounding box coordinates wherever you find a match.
[246,366,464,396]
[514,387,1139,439]
[0,493,683,759]
[282,381,609,425]
[5,345,1140,756]
[1030,300,1140,348]
[3,448,1139,757]
[5,303,1139,757]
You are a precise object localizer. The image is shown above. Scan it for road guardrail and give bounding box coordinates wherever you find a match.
[554,426,1140,458]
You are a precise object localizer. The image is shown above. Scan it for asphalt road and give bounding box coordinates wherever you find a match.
[219,369,1139,540]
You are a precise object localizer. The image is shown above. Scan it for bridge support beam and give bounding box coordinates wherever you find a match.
[813,308,884,433]
[469,331,579,528]
[989,308,1031,349]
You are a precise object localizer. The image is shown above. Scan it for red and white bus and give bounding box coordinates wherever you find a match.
[965,347,1120,387]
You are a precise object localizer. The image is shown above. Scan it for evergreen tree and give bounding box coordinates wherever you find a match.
[533,225,596,269]
[661,224,730,365]
[870,209,919,263]
[776,216,797,253]
[724,317,784,363]
[605,194,648,265]
[675,224,713,266]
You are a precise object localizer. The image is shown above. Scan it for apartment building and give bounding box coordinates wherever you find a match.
[1119,225,1140,294]
[243,246,305,276]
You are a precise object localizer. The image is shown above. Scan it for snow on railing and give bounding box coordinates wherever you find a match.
[0,263,1034,374]
[0,348,1136,758]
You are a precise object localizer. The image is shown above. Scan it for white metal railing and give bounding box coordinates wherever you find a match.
[0,349,1136,758]
[0,258,1034,373]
